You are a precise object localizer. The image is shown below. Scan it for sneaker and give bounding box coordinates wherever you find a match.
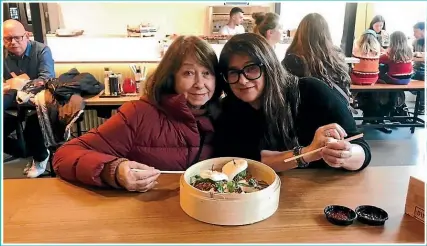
[26,150,50,178]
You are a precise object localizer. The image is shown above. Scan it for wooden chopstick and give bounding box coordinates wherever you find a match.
[284,133,364,163]
[132,169,184,174]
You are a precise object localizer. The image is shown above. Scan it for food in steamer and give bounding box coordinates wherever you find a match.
[190,159,269,194]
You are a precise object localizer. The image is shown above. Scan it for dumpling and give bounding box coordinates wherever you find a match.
[222,159,248,181]
[200,170,229,182]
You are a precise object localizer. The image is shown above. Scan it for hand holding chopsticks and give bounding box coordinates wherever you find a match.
[284,133,364,163]
[116,161,161,192]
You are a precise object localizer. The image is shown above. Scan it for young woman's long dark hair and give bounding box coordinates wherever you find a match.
[285,13,351,97]
[219,33,300,150]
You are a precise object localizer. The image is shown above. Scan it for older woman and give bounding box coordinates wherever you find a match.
[214,33,371,172]
[53,36,223,192]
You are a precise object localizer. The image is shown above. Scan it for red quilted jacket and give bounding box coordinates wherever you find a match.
[52,94,215,187]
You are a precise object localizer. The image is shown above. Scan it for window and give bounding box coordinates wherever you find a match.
[279,1,347,45]
[24,3,32,23]
[372,2,426,46]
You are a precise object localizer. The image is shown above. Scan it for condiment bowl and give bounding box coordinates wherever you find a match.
[355,205,389,226]
[324,205,357,226]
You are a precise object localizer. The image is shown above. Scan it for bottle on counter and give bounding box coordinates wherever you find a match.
[103,67,112,95]
[158,41,164,57]
[109,74,120,96]
[135,66,142,94]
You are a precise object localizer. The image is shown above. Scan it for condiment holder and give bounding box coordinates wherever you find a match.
[324,204,389,227]
[355,205,389,226]
[324,205,357,226]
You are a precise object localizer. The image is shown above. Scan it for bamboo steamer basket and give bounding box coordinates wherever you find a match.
[180,157,281,226]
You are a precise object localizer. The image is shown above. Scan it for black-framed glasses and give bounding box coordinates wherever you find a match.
[3,35,25,43]
[223,63,264,84]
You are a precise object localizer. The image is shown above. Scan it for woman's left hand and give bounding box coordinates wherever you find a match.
[320,138,352,168]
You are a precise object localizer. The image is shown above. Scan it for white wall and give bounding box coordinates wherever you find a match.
[372,1,426,46]
[51,1,273,36]
[279,1,347,46]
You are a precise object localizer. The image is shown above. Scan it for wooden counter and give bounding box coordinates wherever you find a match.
[3,166,425,243]
[351,80,425,92]
[84,94,140,106]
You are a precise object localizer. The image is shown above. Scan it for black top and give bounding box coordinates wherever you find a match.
[214,77,371,171]
[281,53,306,78]
[282,51,351,99]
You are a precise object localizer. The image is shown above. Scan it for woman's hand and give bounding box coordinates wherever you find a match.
[304,123,348,163]
[321,139,353,168]
[116,161,161,192]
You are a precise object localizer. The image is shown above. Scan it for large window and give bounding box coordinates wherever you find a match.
[279,1,346,45]
[372,1,426,46]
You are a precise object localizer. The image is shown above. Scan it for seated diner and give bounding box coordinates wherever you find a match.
[214,33,371,172]
[52,35,223,192]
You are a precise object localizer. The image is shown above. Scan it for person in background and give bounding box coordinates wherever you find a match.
[282,13,351,101]
[351,30,381,84]
[3,19,54,80]
[379,31,413,85]
[215,33,371,172]
[252,12,283,47]
[219,7,245,36]
[3,19,55,178]
[252,12,265,34]
[369,15,389,51]
[352,29,391,133]
[53,36,223,193]
[412,22,425,114]
[378,31,414,121]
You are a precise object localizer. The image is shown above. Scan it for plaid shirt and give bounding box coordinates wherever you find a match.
[412,38,425,77]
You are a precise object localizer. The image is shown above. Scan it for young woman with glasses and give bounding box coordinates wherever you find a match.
[214,33,371,172]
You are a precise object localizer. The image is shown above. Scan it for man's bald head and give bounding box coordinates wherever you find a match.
[3,19,26,32]
[3,19,29,56]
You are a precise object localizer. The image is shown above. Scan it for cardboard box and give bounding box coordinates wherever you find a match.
[405,176,425,224]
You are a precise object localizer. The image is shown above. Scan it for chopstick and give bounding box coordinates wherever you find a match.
[284,133,364,163]
[132,169,184,174]
[129,64,137,75]
[142,66,147,79]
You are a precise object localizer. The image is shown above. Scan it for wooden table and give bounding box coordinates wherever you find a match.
[84,94,140,107]
[3,166,425,243]
[350,80,425,133]
[350,80,425,92]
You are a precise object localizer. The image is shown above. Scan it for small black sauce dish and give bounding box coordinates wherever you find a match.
[324,205,357,226]
[355,205,389,226]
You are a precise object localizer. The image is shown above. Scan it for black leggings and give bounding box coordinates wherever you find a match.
[4,112,49,162]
